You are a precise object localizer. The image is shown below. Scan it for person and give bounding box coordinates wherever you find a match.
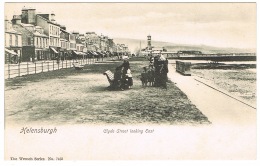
[121,57,130,72]
[140,67,148,87]
[147,65,155,86]
[119,57,131,89]
[126,68,133,89]
[56,55,60,64]
[158,56,168,89]
[149,55,154,68]
[153,55,160,87]
[114,66,123,90]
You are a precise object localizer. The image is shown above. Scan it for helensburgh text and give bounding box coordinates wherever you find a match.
[20,127,57,134]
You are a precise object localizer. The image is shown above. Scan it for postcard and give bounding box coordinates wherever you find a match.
[3,2,257,161]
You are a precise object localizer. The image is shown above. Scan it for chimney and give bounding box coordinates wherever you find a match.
[60,25,66,30]
[5,16,10,31]
[50,12,55,22]
[12,15,22,25]
[21,6,28,23]
[27,7,36,25]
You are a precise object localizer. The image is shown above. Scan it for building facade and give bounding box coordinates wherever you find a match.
[69,33,77,59]
[6,6,132,63]
[5,18,22,63]
[12,20,49,62]
[36,13,61,60]
[60,26,70,60]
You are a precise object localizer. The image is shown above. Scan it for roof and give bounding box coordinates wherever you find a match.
[20,23,34,27]
[152,51,162,54]
[22,6,28,10]
[60,28,70,34]
[22,6,35,10]
[36,14,61,26]
[33,31,48,37]
[152,47,163,50]
[13,15,21,19]
[5,29,21,35]
[20,23,48,37]
[35,26,42,29]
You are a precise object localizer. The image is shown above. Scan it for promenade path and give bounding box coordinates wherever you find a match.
[164,60,257,159]
[168,60,256,126]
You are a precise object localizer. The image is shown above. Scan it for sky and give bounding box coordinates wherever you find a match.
[4,2,256,49]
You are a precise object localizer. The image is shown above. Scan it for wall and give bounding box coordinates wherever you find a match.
[36,15,49,36]
[5,32,22,48]
[12,24,33,46]
[34,36,48,49]
[69,34,76,51]
[28,9,36,24]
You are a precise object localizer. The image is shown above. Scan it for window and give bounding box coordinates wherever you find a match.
[40,38,42,48]
[50,37,54,46]
[43,38,45,48]
[15,35,18,46]
[27,37,31,45]
[9,34,12,46]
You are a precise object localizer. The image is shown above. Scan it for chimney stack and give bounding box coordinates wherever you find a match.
[50,12,55,22]
[5,16,10,31]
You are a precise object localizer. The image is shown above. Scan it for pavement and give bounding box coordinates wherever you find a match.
[164,60,257,159]
[168,60,256,126]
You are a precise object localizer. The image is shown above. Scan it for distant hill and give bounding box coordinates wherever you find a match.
[113,38,256,54]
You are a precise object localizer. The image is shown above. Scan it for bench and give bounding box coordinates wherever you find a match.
[103,70,114,86]
[72,62,84,70]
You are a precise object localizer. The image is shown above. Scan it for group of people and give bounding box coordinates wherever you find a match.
[109,53,168,91]
[113,57,133,90]
[141,54,169,89]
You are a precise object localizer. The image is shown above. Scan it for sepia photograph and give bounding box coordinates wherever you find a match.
[2,1,257,161]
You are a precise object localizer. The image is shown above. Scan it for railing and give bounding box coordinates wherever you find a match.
[5,56,112,79]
